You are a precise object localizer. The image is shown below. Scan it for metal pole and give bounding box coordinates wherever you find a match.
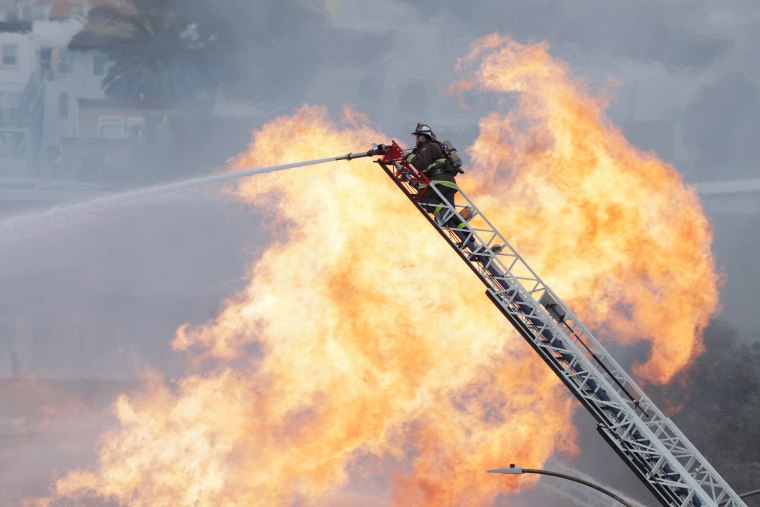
[488,465,635,507]
[722,490,760,506]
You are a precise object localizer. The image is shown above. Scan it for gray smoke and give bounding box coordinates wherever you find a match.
[2,1,759,505]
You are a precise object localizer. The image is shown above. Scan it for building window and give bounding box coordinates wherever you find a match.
[40,48,52,74]
[126,117,145,139]
[59,93,69,119]
[99,116,125,139]
[57,48,71,74]
[2,44,18,66]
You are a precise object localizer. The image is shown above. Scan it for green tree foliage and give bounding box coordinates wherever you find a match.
[658,321,760,494]
[100,0,226,100]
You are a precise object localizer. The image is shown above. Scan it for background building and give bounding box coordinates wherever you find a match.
[0,20,35,175]
[0,1,205,196]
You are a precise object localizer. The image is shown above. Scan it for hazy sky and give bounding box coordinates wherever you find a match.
[217,0,760,180]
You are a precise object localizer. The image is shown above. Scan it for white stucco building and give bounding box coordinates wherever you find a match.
[0,21,34,109]
[0,20,35,174]
[0,16,84,175]
[39,16,107,153]
[0,5,182,183]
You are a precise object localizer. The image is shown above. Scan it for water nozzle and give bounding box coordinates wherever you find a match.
[336,143,390,161]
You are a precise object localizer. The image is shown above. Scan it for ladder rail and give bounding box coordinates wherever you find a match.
[376,153,744,507]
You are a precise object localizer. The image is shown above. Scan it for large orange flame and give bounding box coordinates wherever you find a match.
[47,104,576,506]
[452,34,719,383]
[44,34,718,506]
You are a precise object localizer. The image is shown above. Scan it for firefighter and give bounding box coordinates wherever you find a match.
[406,123,457,213]
[406,123,473,249]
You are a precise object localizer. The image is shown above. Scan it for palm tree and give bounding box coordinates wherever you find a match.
[100,1,222,100]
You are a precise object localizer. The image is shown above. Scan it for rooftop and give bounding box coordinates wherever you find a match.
[68,5,131,50]
[68,29,126,49]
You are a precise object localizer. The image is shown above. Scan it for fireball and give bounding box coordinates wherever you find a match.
[47,35,718,506]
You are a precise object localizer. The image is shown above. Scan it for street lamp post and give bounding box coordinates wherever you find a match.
[722,489,760,506]
[488,464,635,507]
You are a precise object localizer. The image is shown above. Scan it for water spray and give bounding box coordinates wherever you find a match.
[0,145,389,234]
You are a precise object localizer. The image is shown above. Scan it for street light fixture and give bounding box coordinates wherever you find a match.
[488,464,635,507]
[722,489,760,506]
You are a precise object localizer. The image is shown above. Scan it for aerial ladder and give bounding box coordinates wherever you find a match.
[125,138,744,506]
[336,141,745,507]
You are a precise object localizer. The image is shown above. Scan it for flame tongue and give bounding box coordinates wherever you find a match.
[50,104,576,506]
[49,35,719,506]
[455,34,719,383]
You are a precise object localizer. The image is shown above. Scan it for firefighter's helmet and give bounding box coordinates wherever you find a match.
[411,123,436,139]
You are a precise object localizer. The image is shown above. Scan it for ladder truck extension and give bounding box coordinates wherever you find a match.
[339,141,745,507]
